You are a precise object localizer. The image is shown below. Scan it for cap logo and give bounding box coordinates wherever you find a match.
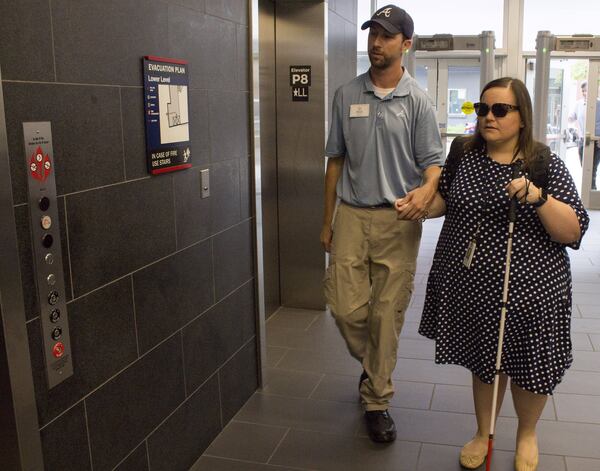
[377,7,392,17]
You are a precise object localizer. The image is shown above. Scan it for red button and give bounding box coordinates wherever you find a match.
[52,342,65,358]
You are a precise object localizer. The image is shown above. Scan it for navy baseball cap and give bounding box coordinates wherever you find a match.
[361,4,414,39]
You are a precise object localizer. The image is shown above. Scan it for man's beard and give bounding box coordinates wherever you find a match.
[369,51,393,70]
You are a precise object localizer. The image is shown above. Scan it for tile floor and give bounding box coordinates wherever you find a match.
[192,211,600,471]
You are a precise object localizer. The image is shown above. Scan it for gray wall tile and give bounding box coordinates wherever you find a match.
[219,338,258,423]
[40,402,92,471]
[209,91,249,162]
[86,334,185,471]
[4,83,124,204]
[237,25,250,91]
[174,159,242,248]
[183,281,255,391]
[206,0,248,25]
[147,376,222,470]
[27,278,137,426]
[67,177,176,297]
[240,155,251,220]
[189,89,211,166]
[121,87,147,181]
[114,442,149,471]
[168,6,238,90]
[0,0,54,81]
[165,0,205,11]
[211,159,242,232]
[213,220,254,300]
[133,241,214,354]
[173,167,211,247]
[52,0,169,85]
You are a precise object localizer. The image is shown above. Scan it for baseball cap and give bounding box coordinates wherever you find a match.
[361,5,414,39]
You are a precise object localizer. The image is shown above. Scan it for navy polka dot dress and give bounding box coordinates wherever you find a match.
[419,148,590,395]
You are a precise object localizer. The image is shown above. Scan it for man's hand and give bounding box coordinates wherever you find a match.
[320,225,333,252]
[394,185,434,220]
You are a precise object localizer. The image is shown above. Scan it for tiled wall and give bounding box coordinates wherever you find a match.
[0,0,257,469]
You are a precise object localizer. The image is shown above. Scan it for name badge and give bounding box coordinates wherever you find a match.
[349,104,370,118]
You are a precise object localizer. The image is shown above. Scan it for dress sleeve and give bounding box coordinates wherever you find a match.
[438,165,452,201]
[546,154,590,249]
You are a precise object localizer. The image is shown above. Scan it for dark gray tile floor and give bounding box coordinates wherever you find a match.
[192,211,600,471]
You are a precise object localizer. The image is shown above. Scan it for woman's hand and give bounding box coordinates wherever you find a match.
[505,177,542,205]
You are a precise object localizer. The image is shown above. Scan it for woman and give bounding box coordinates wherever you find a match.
[403,77,589,470]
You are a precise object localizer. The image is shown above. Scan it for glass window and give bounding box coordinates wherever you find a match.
[375,0,504,47]
[356,1,372,53]
[523,0,600,51]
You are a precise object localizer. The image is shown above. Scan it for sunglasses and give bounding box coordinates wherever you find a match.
[474,102,520,118]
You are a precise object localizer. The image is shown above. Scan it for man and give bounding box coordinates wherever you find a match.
[321,5,444,443]
[568,81,587,164]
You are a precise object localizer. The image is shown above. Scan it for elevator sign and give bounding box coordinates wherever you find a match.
[290,65,311,102]
[143,56,192,175]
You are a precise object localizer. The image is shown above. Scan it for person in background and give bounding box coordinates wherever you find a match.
[568,80,587,164]
[411,77,589,470]
[321,4,444,443]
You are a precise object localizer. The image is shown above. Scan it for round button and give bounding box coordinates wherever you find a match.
[41,215,52,230]
[51,327,62,340]
[42,234,53,248]
[45,253,54,265]
[39,197,50,211]
[47,274,57,286]
[52,342,65,358]
[48,290,59,305]
[49,309,61,323]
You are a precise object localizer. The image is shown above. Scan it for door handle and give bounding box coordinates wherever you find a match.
[585,133,600,146]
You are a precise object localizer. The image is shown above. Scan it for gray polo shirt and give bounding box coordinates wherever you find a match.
[326,70,444,206]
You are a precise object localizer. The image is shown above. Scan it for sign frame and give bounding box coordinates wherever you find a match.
[143,56,192,175]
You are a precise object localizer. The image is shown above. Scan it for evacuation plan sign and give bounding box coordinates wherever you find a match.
[143,56,192,174]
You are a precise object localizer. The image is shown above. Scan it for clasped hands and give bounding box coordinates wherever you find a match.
[394,186,432,221]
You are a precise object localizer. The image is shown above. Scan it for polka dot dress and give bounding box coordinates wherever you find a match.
[419,148,589,395]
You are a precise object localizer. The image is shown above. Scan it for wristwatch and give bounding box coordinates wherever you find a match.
[532,187,548,208]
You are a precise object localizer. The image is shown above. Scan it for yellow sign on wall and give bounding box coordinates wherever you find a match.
[461,101,475,115]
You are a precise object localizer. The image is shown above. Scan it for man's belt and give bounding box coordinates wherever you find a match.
[342,201,393,209]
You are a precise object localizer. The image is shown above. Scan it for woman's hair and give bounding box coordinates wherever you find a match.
[465,77,547,169]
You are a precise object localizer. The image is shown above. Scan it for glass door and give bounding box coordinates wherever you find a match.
[525,58,588,189]
[584,60,600,209]
[437,59,481,153]
[414,58,480,155]
[414,59,438,109]
[525,58,600,208]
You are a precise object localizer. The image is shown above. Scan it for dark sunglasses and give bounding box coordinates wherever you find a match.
[474,102,520,118]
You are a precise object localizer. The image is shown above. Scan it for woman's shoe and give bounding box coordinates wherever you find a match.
[514,454,539,471]
[459,440,487,469]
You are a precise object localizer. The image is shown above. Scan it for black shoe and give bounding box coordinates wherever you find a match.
[359,370,368,390]
[365,410,396,443]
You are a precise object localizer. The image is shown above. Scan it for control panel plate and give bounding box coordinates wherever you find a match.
[23,122,73,388]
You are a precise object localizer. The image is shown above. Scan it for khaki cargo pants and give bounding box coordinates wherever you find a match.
[324,202,421,411]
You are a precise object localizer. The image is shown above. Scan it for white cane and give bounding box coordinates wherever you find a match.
[486,162,521,471]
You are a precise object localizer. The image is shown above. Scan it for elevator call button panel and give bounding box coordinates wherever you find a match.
[23,122,73,388]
